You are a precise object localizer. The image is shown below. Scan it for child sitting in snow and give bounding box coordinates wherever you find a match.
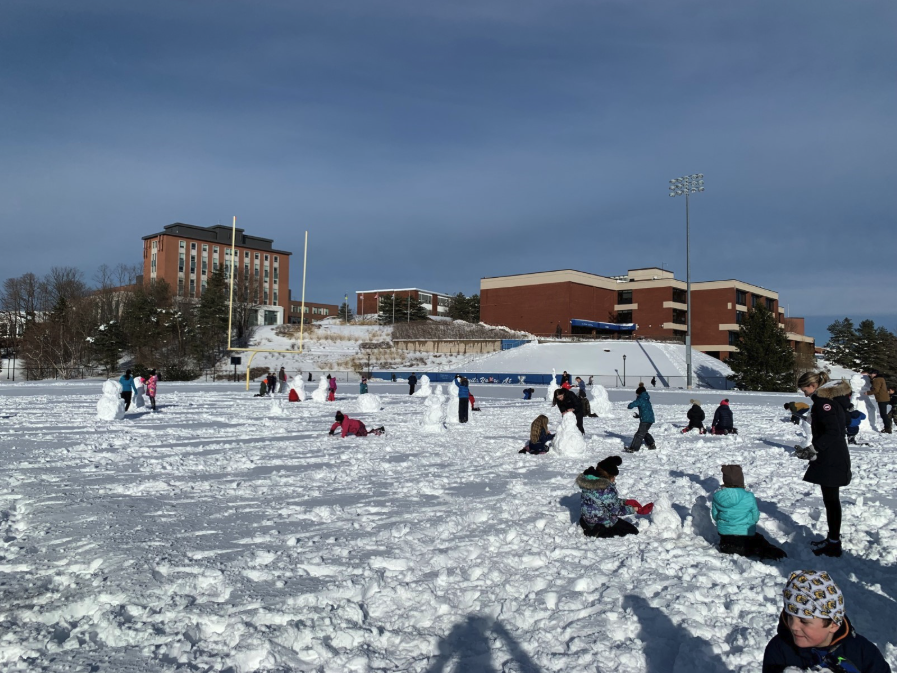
[254,380,268,397]
[520,415,554,454]
[763,570,891,673]
[328,411,384,437]
[681,399,706,434]
[712,465,786,560]
[576,456,653,538]
[711,399,737,435]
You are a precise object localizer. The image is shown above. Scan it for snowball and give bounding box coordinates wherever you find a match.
[412,374,432,397]
[421,385,446,433]
[358,393,382,413]
[97,379,125,421]
[311,377,329,403]
[552,412,587,457]
[589,384,614,418]
[545,368,558,403]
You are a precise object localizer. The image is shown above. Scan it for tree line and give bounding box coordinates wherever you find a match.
[825,318,897,381]
[374,292,480,325]
[1,265,261,380]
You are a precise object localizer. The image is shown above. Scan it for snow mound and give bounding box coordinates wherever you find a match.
[412,374,432,397]
[644,494,681,539]
[357,394,382,413]
[421,385,447,433]
[268,398,286,416]
[97,380,125,421]
[310,377,329,403]
[552,412,587,457]
[589,384,613,417]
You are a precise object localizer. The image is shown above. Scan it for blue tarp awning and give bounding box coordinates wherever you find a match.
[570,319,636,332]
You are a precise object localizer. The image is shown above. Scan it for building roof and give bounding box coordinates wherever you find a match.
[142,223,292,255]
[356,288,452,297]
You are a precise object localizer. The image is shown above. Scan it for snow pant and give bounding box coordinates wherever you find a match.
[581,398,595,417]
[458,398,469,423]
[149,395,156,411]
[574,410,585,434]
[580,518,639,538]
[409,384,415,395]
[353,423,369,437]
[121,391,132,411]
[790,409,809,425]
[628,422,654,451]
[719,533,786,560]
[821,486,842,540]
[328,390,335,402]
[711,427,736,435]
[682,421,704,433]
[877,401,892,431]
[279,380,287,393]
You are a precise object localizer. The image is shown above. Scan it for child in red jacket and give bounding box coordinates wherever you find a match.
[329,411,384,437]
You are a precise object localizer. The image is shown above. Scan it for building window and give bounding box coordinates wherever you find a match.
[618,289,633,304]
[201,280,207,294]
[201,260,207,275]
[419,292,432,304]
[273,268,278,280]
[672,288,687,304]
[766,298,775,311]
[304,306,309,313]
[189,279,195,295]
[736,289,747,305]
[254,267,259,278]
[213,246,218,255]
[672,309,687,325]
[729,331,739,346]
[191,242,196,251]
[213,258,219,272]
[179,254,185,273]
[264,269,269,280]
[616,310,633,324]
[264,254,269,262]
[190,256,196,274]
[323,309,329,316]
[736,310,746,324]
[244,251,249,258]
[178,279,184,295]
[264,289,268,303]
[152,240,157,250]
[179,240,185,249]
[273,291,278,304]
[254,253,259,260]
[751,295,759,308]
[202,244,208,253]
[274,256,278,263]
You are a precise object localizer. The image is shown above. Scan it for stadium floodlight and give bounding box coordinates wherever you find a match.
[668,174,705,390]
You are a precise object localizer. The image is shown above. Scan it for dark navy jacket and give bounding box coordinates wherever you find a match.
[763,616,891,673]
[712,404,733,430]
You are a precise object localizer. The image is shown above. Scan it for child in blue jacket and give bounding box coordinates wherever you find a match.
[577,456,653,538]
[712,464,785,560]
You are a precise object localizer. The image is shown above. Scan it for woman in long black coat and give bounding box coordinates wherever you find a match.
[797,371,852,558]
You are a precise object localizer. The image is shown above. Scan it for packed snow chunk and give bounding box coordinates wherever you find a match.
[412,374,432,397]
[644,494,681,539]
[357,393,382,413]
[268,397,286,416]
[289,375,306,402]
[849,374,878,432]
[445,379,460,425]
[545,368,558,403]
[552,412,587,457]
[97,380,125,421]
[310,377,329,403]
[421,385,446,433]
[589,384,614,418]
[132,376,146,409]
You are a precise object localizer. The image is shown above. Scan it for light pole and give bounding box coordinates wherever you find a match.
[669,173,705,390]
[622,354,627,387]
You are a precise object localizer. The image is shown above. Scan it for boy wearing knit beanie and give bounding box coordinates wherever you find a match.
[763,570,891,672]
[711,465,786,560]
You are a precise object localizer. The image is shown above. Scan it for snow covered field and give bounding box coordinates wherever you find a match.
[1,381,896,672]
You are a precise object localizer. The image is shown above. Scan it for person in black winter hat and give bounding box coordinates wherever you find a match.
[682,399,706,434]
[576,456,653,538]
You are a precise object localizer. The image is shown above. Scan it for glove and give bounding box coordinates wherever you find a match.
[624,499,642,509]
[794,446,817,461]
[632,413,640,419]
[328,429,335,436]
[637,503,654,516]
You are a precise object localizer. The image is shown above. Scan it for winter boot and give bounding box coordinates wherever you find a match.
[647,443,657,450]
[812,539,843,557]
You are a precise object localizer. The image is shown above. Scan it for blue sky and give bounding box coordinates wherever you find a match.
[1,1,895,343]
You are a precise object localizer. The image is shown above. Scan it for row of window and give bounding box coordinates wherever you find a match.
[288,305,331,315]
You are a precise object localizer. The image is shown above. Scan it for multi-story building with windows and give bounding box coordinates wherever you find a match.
[355,288,453,319]
[287,300,340,324]
[141,222,291,325]
[480,267,814,361]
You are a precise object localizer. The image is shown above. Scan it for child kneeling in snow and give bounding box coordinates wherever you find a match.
[329,411,385,437]
[712,465,786,560]
[681,399,706,434]
[763,570,891,673]
[577,456,653,538]
[520,415,553,454]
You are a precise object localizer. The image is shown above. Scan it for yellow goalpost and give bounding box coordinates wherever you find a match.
[226,216,309,390]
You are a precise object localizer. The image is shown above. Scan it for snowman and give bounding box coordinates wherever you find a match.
[97,379,125,421]
[589,383,614,418]
[445,378,460,425]
[849,373,878,432]
[421,384,447,432]
[310,376,329,403]
[289,374,306,402]
[545,368,559,403]
[132,376,146,409]
[412,374,432,397]
[552,411,587,457]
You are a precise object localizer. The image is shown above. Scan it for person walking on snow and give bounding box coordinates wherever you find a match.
[796,371,853,558]
[651,376,657,388]
[146,369,158,412]
[682,399,706,434]
[625,388,656,452]
[864,369,892,433]
[408,373,417,395]
[119,369,137,411]
[359,377,368,394]
[454,375,470,423]
[327,374,337,401]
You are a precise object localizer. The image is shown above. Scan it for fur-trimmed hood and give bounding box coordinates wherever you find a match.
[576,474,613,491]
[815,379,851,400]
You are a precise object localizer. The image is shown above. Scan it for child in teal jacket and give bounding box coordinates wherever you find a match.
[711,465,786,560]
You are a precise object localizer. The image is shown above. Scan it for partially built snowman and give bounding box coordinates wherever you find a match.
[132,376,146,409]
[445,378,460,425]
[849,373,878,432]
[97,379,125,421]
[310,376,329,403]
[421,384,447,432]
[545,368,558,403]
[412,374,432,397]
[589,383,614,418]
[552,412,587,457]
[358,392,382,412]
[289,374,307,402]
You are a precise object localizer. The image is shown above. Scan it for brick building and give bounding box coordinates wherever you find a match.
[287,300,340,324]
[480,267,814,361]
[142,222,291,325]
[355,288,453,319]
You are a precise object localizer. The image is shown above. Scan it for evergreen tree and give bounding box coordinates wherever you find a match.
[89,320,127,375]
[192,269,229,368]
[825,318,857,369]
[727,304,796,391]
[854,319,885,372]
[467,294,480,323]
[378,294,429,324]
[447,293,469,321]
[338,302,355,322]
